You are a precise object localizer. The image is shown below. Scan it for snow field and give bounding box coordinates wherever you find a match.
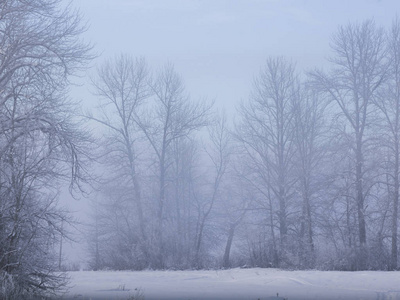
[62,268,400,300]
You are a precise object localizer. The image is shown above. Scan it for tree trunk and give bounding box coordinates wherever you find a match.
[391,141,399,270]
[155,154,166,268]
[356,136,367,269]
[222,224,236,268]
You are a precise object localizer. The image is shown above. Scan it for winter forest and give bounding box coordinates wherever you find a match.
[2,0,400,299]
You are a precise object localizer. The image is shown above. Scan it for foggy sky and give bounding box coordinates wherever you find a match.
[74,0,399,115]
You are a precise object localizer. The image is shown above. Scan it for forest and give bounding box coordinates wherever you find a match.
[1,0,400,299]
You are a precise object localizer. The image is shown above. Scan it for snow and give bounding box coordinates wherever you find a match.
[62,268,400,300]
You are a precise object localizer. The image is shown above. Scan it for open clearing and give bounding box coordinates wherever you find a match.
[62,268,400,299]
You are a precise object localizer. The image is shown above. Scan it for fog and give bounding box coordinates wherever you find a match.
[1,0,400,299]
[63,0,400,268]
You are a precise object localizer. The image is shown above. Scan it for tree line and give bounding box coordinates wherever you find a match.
[88,19,400,273]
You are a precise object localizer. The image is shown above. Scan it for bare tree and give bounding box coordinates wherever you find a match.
[168,136,198,267]
[89,55,151,264]
[0,0,92,297]
[236,57,297,266]
[291,87,326,268]
[374,18,400,270]
[220,172,250,269]
[136,64,212,268]
[193,114,232,267]
[310,20,387,269]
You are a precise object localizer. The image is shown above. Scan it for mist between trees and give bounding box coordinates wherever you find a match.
[1,0,400,299]
[87,19,400,274]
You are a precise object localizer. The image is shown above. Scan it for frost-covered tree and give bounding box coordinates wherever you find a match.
[291,87,326,268]
[236,57,298,267]
[136,64,212,268]
[0,0,91,298]
[88,55,151,265]
[310,20,387,269]
[193,114,232,267]
[89,59,212,269]
[374,18,400,270]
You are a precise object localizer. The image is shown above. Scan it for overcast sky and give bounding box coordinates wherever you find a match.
[73,0,400,117]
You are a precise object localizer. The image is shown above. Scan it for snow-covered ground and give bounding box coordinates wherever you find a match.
[62,268,400,300]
